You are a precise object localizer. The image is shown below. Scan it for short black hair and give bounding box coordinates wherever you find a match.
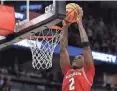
[71,53,83,64]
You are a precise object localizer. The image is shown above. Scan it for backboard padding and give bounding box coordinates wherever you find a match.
[0,1,66,51]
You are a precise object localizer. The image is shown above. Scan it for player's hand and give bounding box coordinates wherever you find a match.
[62,20,72,27]
[77,7,83,23]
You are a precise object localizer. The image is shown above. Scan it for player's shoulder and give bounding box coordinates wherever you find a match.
[67,68,73,72]
[65,68,73,75]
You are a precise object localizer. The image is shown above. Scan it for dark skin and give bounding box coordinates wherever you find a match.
[72,55,84,69]
[60,7,94,71]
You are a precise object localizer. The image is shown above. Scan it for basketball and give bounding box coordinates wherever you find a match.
[65,3,82,23]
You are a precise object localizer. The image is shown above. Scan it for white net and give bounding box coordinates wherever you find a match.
[28,26,63,70]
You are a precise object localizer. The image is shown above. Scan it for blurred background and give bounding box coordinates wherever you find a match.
[0,1,117,91]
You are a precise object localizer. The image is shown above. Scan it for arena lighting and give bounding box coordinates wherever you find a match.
[92,51,116,63]
[15,12,24,20]
[20,4,42,11]
[13,40,117,64]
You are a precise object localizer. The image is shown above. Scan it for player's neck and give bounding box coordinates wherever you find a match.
[72,66,82,70]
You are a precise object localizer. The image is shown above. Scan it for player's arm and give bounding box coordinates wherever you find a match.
[60,21,71,75]
[77,9,94,65]
[76,7,95,85]
[77,8,95,84]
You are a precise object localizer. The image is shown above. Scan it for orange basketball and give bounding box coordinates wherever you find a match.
[65,3,81,23]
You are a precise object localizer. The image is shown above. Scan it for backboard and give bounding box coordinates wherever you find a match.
[0,0,66,51]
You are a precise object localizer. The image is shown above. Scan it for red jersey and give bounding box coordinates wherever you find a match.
[62,64,95,91]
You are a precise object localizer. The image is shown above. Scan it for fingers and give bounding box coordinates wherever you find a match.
[77,7,83,23]
[78,7,83,17]
[76,4,82,11]
[79,9,83,17]
[62,19,72,27]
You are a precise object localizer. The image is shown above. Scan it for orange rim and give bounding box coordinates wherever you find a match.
[26,26,63,39]
[28,36,55,39]
[48,25,63,31]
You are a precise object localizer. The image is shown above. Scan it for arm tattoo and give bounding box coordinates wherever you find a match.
[78,22,89,42]
[60,26,68,52]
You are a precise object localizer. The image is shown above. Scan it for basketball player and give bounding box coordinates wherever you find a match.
[60,7,95,91]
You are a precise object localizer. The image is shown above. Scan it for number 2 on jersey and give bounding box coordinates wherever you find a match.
[69,78,75,90]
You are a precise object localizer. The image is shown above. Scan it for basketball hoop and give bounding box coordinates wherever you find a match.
[28,26,63,70]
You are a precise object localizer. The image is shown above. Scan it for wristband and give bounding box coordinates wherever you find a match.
[80,42,90,48]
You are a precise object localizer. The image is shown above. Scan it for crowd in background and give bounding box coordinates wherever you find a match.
[84,15,117,54]
[68,2,117,54]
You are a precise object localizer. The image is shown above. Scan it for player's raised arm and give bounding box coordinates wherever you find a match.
[77,8,94,65]
[60,21,71,75]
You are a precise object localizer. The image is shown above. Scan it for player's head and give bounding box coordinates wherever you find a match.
[72,54,84,69]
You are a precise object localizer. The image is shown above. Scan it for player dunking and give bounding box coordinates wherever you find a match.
[60,6,95,91]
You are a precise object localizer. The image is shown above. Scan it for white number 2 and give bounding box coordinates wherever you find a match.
[69,78,75,90]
